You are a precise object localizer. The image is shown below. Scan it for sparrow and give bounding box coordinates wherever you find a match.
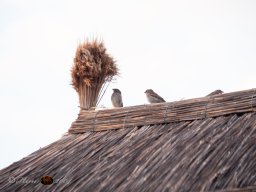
[206,89,223,96]
[111,89,123,107]
[145,89,166,103]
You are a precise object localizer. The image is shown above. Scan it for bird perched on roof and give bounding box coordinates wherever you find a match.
[206,89,224,96]
[145,89,166,103]
[111,89,123,107]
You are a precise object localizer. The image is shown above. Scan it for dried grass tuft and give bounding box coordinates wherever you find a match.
[71,39,118,109]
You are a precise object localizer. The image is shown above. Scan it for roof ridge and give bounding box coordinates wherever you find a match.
[69,88,256,133]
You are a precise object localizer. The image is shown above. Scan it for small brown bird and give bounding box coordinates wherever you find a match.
[206,89,223,96]
[145,89,166,103]
[111,89,123,107]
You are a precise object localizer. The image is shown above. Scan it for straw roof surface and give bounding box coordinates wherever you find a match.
[1,89,256,192]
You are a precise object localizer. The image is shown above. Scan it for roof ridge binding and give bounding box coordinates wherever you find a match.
[69,88,256,133]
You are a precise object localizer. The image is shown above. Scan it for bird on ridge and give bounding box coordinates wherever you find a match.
[111,88,123,107]
[206,89,223,96]
[144,89,166,103]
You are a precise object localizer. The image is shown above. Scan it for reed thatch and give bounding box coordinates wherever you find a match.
[1,88,256,192]
[69,88,256,133]
[218,186,256,192]
[71,39,118,109]
[1,113,256,191]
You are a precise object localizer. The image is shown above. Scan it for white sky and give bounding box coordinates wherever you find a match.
[1,0,256,169]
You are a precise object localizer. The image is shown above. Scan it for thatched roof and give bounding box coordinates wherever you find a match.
[1,88,256,191]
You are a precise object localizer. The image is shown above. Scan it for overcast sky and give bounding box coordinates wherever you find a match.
[1,0,256,169]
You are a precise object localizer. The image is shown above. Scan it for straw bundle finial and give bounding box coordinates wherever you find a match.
[71,39,118,109]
